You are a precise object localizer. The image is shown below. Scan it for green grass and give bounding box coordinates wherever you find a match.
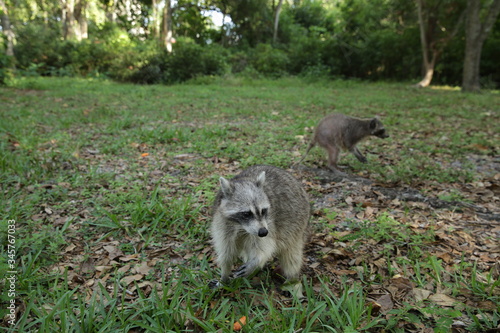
[1,76,499,331]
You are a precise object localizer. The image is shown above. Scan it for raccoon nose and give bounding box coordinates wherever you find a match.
[258,228,268,237]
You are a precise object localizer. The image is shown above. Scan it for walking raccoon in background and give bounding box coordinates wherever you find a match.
[209,165,310,294]
[297,113,389,171]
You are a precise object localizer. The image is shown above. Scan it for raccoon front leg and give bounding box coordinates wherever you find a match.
[351,146,367,163]
[219,260,233,283]
[234,245,274,278]
[209,258,234,289]
[233,257,260,278]
[209,239,237,289]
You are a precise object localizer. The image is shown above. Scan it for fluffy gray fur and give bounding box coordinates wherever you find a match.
[210,165,310,288]
[297,113,389,170]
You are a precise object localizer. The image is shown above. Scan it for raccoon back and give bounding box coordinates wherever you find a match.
[314,113,372,150]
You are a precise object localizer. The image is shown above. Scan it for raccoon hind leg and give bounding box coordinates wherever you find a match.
[277,246,303,282]
[325,144,340,170]
[277,245,305,298]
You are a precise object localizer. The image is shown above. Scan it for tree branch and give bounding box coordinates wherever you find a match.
[480,0,500,41]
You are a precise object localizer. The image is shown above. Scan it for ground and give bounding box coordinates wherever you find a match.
[0,77,499,332]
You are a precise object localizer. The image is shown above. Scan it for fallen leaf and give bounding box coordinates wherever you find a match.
[428,293,459,307]
[119,253,139,262]
[121,274,144,286]
[103,245,124,260]
[135,261,154,275]
[376,294,394,313]
[367,300,382,316]
[233,316,247,331]
[390,276,413,291]
[64,244,77,253]
[413,288,432,302]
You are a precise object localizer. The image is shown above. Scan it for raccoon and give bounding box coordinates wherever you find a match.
[209,165,310,292]
[297,113,389,171]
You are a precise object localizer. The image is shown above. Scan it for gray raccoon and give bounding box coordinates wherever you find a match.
[297,113,389,170]
[210,165,310,290]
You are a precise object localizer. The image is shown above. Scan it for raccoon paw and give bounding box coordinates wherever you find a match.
[208,279,222,289]
[234,264,254,278]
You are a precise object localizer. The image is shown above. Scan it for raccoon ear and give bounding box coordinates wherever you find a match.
[255,171,266,188]
[370,118,378,129]
[219,177,232,197]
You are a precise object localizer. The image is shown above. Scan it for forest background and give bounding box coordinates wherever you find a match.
[0,0,499,90]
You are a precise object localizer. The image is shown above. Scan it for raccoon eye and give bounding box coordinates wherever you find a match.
[261,208,268,216]
[240,211,253,219]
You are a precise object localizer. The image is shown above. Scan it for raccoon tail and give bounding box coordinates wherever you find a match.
[293,138,316,167]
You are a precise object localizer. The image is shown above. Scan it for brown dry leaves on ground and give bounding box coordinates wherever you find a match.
[301,164,499,331]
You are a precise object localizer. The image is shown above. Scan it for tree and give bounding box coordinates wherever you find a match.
[162,0,174,51]
[0,0,15,57]
[224,0,273,47]
[62,0,77,40]
[273,0,284,44]
[415,0,465,87]
[462,0,500,92]
[104,0,118,22]
[75,0,89,39]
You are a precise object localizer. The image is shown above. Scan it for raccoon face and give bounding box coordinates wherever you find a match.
[219,172,271,237]
[373,128,389,138]
[370,118,389,139]
[229,207,270,237]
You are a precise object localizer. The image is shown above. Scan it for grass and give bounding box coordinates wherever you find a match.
[0,75,499,332]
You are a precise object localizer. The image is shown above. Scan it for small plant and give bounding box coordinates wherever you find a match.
[438,189,465,202]
[320,279,380,332]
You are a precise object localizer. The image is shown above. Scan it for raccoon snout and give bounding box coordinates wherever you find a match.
[258,228,268,237]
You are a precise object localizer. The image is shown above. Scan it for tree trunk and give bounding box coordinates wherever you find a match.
[415,0,465,87]
[0,0,15,57]
[75,0,88,40]
[105,0,117,23]
[273,0,284,44]
[162,0,173,52]
[219,1,228,46]
[462,0,500,92]
[417,51,438,88]
[62,0,77,40]
[415,0,434,87]
[151,0,158,38]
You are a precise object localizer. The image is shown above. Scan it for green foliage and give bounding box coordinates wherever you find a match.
[14,22,63,74]
[287,34,327,75]
[479,19,500,89]
[249,44,290,78]
[358,28,421,81]
[127,41,229,84]
[4,0,500,87]
[224,0,274,47]
[0,53,14,85]
[163,41,229,84]
[13,22,157,80]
